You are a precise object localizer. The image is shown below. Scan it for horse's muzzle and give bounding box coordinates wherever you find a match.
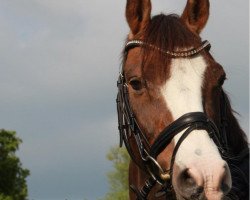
[174,160,231,200]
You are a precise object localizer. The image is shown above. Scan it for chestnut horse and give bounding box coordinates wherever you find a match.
[116,0,249,199]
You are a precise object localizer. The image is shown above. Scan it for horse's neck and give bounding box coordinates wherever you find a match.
[226,115,248,155]
[222,91,248,155]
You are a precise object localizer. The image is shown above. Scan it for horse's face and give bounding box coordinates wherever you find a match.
[124,0,232,199]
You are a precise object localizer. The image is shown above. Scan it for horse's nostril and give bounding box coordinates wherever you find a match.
[175,162,232,199]
[191,186,204,199]
[176,168,205,199]
[221,179,231,194]
[196,186,204,194]
[219,163,231,195]
[179,168,196,188]
[221,182,230,193]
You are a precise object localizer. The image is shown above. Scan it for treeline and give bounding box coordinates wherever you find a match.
[0,130,29,200]
[102,146,129,200]
[0,129,128,200]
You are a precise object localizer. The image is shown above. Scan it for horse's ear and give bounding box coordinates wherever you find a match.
[126,0,151,36]
[181,0,209,34]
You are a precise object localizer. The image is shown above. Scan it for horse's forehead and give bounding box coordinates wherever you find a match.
[125,48,210,86]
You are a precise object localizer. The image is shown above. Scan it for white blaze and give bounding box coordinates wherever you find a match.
[161,55,222,169]
[162,56,205,119]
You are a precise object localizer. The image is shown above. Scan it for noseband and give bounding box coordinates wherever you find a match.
[116,40,228,199]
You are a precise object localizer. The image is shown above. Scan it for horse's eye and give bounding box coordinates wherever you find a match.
[129,78,144,91]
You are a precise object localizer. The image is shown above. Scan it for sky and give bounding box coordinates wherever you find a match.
[0,0,248,200]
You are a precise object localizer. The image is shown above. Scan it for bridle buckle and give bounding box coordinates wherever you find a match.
[145,155,171,185]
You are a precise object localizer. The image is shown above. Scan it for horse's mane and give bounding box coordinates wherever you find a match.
[221,90,248,155]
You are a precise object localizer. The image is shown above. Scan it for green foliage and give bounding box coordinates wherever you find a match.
[103,146,130,200]
[0,194,13,200]
[0,130,30,200]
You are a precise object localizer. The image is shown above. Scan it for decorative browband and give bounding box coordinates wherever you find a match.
[125,39,211,58]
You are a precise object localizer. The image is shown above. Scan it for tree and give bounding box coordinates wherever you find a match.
[0,130,30,200]
[103,146,130,200]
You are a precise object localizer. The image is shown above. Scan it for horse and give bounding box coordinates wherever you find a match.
[116,0,249,199]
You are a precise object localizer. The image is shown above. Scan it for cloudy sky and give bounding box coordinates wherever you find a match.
[0,0,248,200]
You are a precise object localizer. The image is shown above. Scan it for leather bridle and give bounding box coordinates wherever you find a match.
[116,40,228,199]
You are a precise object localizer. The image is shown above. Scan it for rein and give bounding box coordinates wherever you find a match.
[116,39,228,199]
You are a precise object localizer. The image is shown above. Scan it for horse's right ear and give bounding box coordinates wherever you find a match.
[126,0,151,37]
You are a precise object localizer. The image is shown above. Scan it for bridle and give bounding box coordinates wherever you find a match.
[116,39,228,199]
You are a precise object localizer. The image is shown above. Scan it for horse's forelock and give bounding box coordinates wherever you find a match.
[138,14,202,82]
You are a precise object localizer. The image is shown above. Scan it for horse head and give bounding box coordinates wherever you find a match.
[117,0,248,199]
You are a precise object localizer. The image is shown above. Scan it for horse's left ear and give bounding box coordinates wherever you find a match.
[181,0,210,34]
